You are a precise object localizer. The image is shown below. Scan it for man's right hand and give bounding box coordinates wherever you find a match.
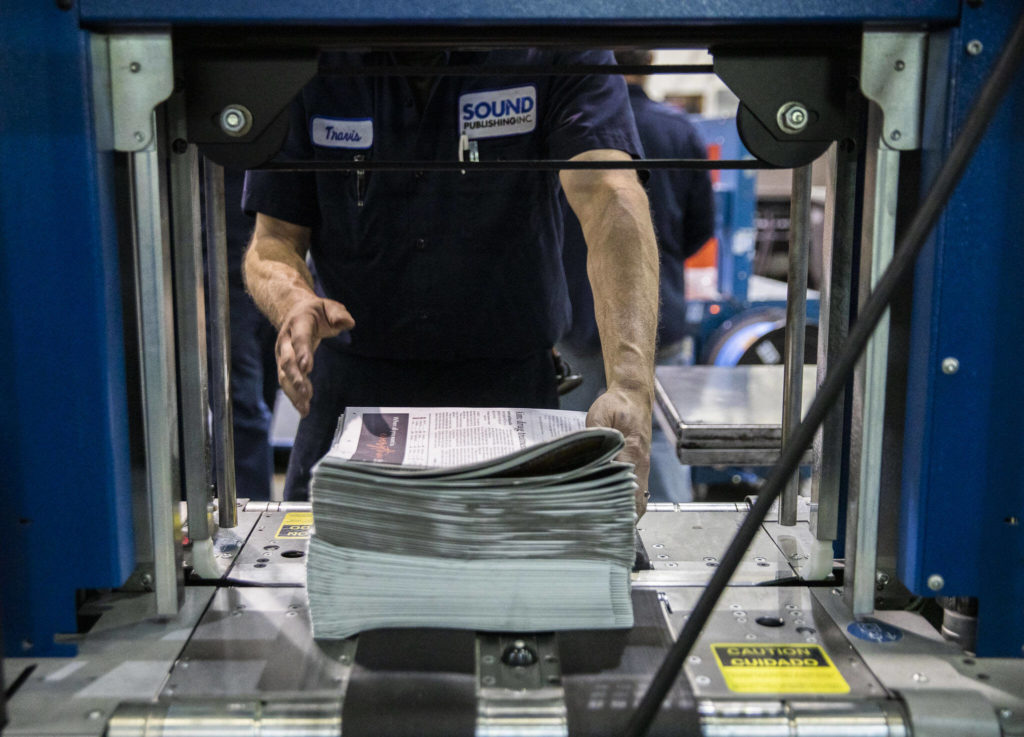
[275,297,354,416]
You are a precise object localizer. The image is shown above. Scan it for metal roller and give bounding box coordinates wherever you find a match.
[107,699,342,737]
[106,697,907,737]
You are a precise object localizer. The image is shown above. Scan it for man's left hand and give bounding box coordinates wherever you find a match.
[587,386,652,518]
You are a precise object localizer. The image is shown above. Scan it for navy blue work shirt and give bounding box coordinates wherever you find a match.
[562,83,714,352]
[243,49,642,361]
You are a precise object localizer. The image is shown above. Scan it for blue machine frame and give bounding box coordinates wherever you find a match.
[2,0,1021,659]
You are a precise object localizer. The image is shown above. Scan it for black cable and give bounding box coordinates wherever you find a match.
[623,11,1024,737]
[318,64,716,76]
[256,158,776,172]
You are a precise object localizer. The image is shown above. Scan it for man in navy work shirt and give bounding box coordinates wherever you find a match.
[243,49,659,510]
[558,49,714,500]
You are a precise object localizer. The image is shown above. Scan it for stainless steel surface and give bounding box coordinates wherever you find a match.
[811,141,855,543]
[3,588,214,737]
[844,127,899,617]
[661,587,886,699]
[163,587,351,698]
[108,700,342,737]
[698,699,907,737]
[634,506,810,586]
[230,509,311,585]
[861,32,927,151]
[655,365,816,465]
[108,33,173,151]
[129,129,184,615]
[168,95,214,550]
[203,160,239,529]
[477,634,567,737]
[781,164,813,526]
[814,588,1024,723]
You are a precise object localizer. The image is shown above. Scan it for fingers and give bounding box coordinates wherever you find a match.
[586,389,652,519]
[276,332,312,416]
[322,299,355,334]
[275,298,354,417]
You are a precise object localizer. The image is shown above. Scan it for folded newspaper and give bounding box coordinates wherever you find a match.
[307,407,637,638]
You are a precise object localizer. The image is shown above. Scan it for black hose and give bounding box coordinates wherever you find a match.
[623,11,1024,737]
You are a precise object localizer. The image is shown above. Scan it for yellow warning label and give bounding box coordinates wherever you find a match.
[275,512,313,539]
[711,643,850,694]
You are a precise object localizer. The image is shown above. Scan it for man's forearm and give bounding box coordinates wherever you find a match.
[585,180,659,394]
[562,154,659,396]
[243,213,318,329]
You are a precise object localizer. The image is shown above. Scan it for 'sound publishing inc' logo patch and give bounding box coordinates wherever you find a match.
[459,85,537,140]
[311,116,374,149]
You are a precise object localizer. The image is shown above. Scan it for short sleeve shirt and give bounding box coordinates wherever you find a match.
[244,49,641,360]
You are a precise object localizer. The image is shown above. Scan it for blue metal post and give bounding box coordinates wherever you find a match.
[0,0,135,656]
[900,4,1024,657]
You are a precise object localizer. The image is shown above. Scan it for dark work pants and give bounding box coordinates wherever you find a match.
[283,346,561,500]
[228,269,278,501]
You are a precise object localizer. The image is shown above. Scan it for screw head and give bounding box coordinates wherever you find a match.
[967,39,984,56]
[777,102,810,134]
[133,131,145,143]
[927,574,945,591]
[894,59,906,71]
[695,675,711,686]
[129,61,141,73]
[219,105,252,137]
[890,130,902,141]
[87,709,104,720]
[913,672,929,683]
[941,357,960,375]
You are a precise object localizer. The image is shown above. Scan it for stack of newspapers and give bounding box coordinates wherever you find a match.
[307,407,637,638]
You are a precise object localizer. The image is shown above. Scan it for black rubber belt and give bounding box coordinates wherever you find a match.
[561,590,701,737]
[341,590,698,737]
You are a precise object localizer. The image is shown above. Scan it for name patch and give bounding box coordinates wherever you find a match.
[459,85,537,140]
[311,116,373,149]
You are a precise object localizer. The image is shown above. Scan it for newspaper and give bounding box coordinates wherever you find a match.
[326,406,588,469]
[306,406,638,638]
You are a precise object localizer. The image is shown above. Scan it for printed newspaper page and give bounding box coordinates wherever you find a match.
[327,407,587,468]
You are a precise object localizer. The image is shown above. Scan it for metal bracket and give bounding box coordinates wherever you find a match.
[109,33,173,151]
[183,53,318,168]
[713,49,856,167]
[860,31,927,151]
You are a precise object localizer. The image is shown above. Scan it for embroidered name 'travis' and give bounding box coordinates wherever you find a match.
[458,85,537,140]
[311,116,374,149]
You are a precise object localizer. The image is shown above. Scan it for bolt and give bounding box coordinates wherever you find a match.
[172,138,188,154]
[894,59,906,71]
[219,105,252,137]
[481,654,496,665]
[913,672,929,683]
[927,574,945,591]
[133,131,145,143]
[876,571,891,587]
[777,102,810,134]
[140,573,154,590]
[702,557,717,563]
[688,655,702,665]
[339,654,350,664]
[482,675,496,686]
[890,130,902,141]
[129,61,141,73]
[695,675,711,686]
[745,634,758,640]
[967,39,984,56]
[1001,710,1013,719]
[831,588,842,596]
[87,709,104,720]
[941,357,960,375]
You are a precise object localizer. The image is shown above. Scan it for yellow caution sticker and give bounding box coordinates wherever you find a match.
[711,643,850,694]
[275,512,313,539]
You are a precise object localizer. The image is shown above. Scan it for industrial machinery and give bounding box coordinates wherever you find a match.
[2,1,1023,735]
